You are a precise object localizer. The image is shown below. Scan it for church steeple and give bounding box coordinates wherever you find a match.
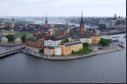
[81,11,84,24]
[45,13,48,22]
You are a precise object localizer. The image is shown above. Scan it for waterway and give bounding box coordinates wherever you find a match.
[0,34,126,83]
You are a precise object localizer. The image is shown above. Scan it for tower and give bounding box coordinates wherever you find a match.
[26,33,30,46]
[79,11,85,35]
[11,17,15,28]
[45,13,48,26]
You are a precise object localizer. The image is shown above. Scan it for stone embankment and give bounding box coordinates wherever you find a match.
[22,46,121,61]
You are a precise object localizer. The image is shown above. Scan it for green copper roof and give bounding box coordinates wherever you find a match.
[45,13,48,22]
[1,37,8,40]
[26,33,30,38]
[12,17,14,21]
[15,38,21,41]
[55,45,61,48]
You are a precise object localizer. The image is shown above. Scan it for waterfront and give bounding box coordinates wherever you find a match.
[0,34,126,83]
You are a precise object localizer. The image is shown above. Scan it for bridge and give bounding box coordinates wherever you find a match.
[0,45,26,58]
[100,30,125,35]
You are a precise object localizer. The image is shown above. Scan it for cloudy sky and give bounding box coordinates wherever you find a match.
[0,0,126,17]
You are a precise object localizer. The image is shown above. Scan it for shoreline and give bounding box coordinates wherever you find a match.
[22,46,121,61]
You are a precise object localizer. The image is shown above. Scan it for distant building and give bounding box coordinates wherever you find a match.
[11,17,15,28]
[55,45,61,55]
[91,34,101,44]
[114,14,117,18]
[15,38,22,45]
[56,27,67,36]
[45,14,48,26]
[26,33,43,52]
[44,46,54,55]
[79,11,85,35]
[60,41,83,55]
[44,37,62,47]
[1,37,8,43]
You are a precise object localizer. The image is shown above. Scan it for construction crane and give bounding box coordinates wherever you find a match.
[108,30,114,40]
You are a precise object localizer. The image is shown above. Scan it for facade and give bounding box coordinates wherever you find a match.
[44,37,62,47]
[60,41,83,55]
[11,17,15,28]
[91,35,101,44]
[56,28,67,36]
[44,46,54,55]
[55,45,61,55]
[26,33,43,52]
[15,38,22,45]
[1,37,8,43]
[79,11,85,35]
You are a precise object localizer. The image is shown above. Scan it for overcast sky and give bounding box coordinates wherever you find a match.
[0,0,126,17]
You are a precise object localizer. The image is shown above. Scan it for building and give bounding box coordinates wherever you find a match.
[55,45,61,55]
[15,38,22,45]
[45,14,48,26]
[1,37,8,43]
[44,37,62,47]
[56,27,67,36]
[60,41,83,55]
[91,34,101,44]
[26,33,43,52]
[44,46,54,55]
[79,11,85,35]
[11,17,15,28]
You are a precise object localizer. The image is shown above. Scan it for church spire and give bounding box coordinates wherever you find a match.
[45,13,48,22]
[81,11,84,23]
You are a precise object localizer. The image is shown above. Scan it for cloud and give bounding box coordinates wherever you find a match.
[0,0,126,17]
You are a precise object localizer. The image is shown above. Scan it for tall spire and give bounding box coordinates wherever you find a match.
[81,11,84,23]
[45,13,48,22]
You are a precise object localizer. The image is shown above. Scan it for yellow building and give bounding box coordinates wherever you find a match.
[60,41,83,56]
[44,46,55,55]
[91,35,101,44]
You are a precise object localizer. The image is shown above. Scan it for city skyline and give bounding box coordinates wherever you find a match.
[0,0,126,17]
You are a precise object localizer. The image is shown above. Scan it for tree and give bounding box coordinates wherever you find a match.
[61,40,65,44]
[99,24,106,31]
[71,50,75,54]
[6,34,14,41]
[55,33,59,36]
[77,38,80,41]
[65,37,69,42]
[83,42,89,47]
[39,49,44,53]
[21,35,26,43]
[99,38,110,46]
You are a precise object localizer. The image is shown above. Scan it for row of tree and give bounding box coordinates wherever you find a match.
[6,34,26,43]
[99,38,111,46]
[72,42,92,54]
[61,37,69,43]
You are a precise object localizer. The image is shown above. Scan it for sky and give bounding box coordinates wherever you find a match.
[0,0,126,17]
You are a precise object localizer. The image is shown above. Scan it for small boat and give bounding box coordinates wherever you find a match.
[112,36,119,38]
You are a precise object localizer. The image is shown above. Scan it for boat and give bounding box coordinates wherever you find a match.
[112,36,119,38]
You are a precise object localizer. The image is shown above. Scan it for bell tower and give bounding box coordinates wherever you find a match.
[45,13,48,26]
[79,11,85,35]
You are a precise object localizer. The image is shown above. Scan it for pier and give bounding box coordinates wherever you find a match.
[0,45,26,58]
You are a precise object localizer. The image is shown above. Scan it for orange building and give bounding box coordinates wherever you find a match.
[60,41,82,56]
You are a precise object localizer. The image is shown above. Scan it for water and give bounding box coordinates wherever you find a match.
[0,34,126,83]
[26,19,89,27]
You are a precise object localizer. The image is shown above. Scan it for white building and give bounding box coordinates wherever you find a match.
[79,37,92,44]
[44,37,61,47]
[55,45,61,55]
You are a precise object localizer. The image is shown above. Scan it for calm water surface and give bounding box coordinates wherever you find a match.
[0,34,126,83]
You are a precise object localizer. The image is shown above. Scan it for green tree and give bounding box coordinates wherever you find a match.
[71,50,75,54]
[83,42,89,47]
[77,38,80,41]
[6,34,14,41]
[21,35,26,43]
[39,49,44,53]
[99,24,106,31]
[55,33,59,36]
[61,40,65,44]
[65,37,69,42]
